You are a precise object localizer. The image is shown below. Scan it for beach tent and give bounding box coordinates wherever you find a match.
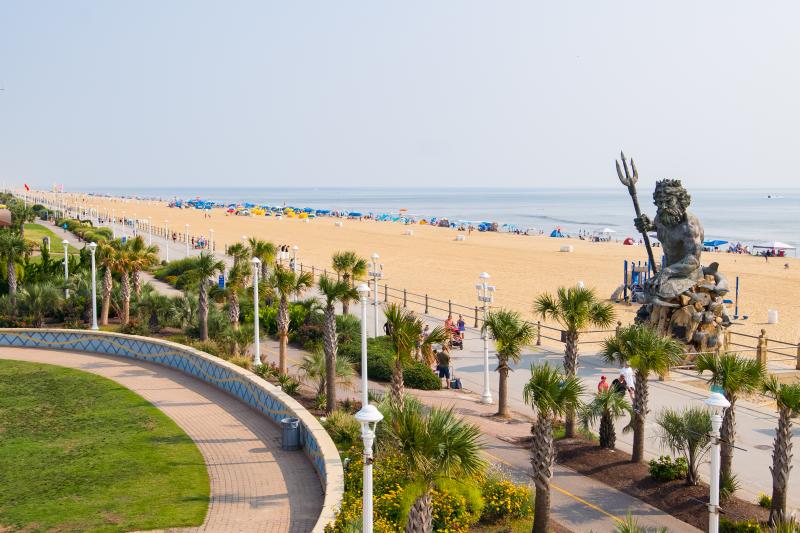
[597,228,617,234]
[753,241,795,250]
[703,240,729,247]
[623,237,635,245]
[549,229,565,238]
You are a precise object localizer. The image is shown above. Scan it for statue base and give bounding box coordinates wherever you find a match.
[635,271,731,358]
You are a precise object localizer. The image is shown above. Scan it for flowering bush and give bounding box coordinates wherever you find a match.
[480,476,533,523]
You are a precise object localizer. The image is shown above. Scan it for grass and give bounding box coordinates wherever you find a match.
[23,223,79,256]
[0,360,209,532]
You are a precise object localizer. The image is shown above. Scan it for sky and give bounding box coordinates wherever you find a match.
[1,1,799,189]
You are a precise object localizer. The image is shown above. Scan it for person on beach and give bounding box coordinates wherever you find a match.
[457,315,466,340]
[622,361,635,399]
[436,346,451,388]
[597,375,609,393]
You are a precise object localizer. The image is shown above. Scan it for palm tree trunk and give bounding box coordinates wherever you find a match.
[497,360,509,417]
[599,411,615,449]
[324,305,337,414]
[720,396,736,485]
[631,369,648,463]
[405,491,432,533]
[391,357,404,406]
[101,266,112,325]
[277,297,289,374]
[199,283,209,341]
[769,407,793,526]
[121,274,131,324]
[133,269,141,296]
[7,258,16,302]
[342,274,350,315]
[531,416,554,533]
[687,448,699,486]
[229,292,240,330]
[563,330,579,437]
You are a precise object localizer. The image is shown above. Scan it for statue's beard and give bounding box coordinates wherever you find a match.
[657,207,684,227]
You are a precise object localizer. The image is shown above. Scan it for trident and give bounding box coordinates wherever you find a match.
[616,151,658,275]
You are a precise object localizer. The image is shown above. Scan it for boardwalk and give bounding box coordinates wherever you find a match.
[0,348,323,533]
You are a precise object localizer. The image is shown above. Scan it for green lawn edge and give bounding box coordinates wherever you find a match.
[0,360,209,532]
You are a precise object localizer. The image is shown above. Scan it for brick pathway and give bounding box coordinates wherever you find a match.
[0,348,322,533]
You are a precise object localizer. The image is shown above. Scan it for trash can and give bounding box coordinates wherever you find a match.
[281,417,300,451]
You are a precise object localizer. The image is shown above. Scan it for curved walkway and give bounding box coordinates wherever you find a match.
[0,348,322,533]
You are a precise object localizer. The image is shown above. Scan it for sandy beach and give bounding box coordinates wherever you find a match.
[40,191,800,348]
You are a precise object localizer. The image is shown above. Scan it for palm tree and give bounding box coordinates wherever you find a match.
[134,288,175,332]
[269,266,313,373]
[601,324,683,463]
[383,401,484,532]
[183,252,226,341]
[174,293,198,329]
[579,389,632,449]
[227,242,250,268]
[9,201,36,239]
[331,251,367,314]
[483,309,536,417]
[223,261,249,330]
[299,347,355,398]
[695,352,766,485]
[247,237,276,279]
[523,363,583,533]
[18,282,62,327]
[318,274,357,414]
[0,229,30,301]
[655,406,712,485]
[533,286,615,437]
[97,240,119,325]
[761,376,800,526]
[110,243,134,324]
[126,236,159,296]
[383,303,447,405]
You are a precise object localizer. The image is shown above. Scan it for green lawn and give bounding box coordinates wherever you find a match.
[23,223,79,256]
[0,360,209,532]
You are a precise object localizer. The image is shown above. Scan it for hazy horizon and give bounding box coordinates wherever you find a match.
[2,1,799,189]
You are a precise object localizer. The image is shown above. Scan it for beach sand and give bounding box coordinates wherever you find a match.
[48,192,800,349]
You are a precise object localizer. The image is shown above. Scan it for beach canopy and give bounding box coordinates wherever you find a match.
[597,227,616,234]
[703,239,729,247]
[753,241,796,250]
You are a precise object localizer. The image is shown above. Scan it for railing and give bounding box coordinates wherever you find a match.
[289,259,800,372]
[0,328,343,533]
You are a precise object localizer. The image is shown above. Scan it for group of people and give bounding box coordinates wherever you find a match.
[597,361,635,399]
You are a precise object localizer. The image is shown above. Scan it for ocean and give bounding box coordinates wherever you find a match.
[73,187,800,249]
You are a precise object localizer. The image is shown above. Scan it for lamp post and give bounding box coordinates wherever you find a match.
[291,245,299,273]
[209,229,214,253]
[475,272,495,405]
[252,257,261,367]
[369,253,383,337]
[62,239,70,298]
[184,224,190,257]
[354,283,382,533]
[148,216,152,245]
[111,209,116,237]
[164,220,169,261]
[88,242,99,330]
[705,391,731,533]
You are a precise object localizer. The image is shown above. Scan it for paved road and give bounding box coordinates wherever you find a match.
[0,348,322,533]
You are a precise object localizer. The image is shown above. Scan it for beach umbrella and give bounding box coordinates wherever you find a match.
[703,239,728,247]
[598,227,617,234]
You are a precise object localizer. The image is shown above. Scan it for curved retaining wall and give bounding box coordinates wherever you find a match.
[0,328,343,533]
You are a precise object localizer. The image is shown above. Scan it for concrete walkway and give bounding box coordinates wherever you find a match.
[0,348,322,533]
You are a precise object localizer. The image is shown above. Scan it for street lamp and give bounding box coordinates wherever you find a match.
[291,245,299,273]
[354,283,382,533]
[111,209,116,237]
[369,253,383,338]
[88,242,99,330]
[252,257,262,367]
[704,392,731,533]
[475,272,495,405]
[62,240,70,298]
[148,217,152,245]
[184,224,190,257]
[164,220,169,261]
